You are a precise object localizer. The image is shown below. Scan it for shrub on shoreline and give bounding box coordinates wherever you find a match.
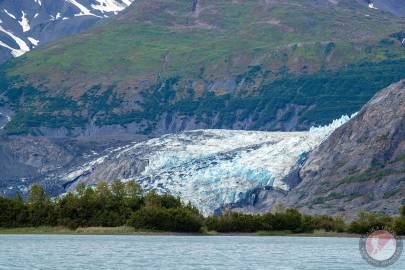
[0,182,404,235]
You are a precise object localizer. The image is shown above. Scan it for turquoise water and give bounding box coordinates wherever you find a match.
[0,235,403,269]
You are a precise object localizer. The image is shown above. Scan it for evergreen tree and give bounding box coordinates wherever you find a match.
[55,192,80,229]
[27,184,55,226]
[125,181,143,211]
[0,182,403,235]
[12,194,28,227]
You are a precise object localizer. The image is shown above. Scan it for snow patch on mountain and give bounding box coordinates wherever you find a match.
[27,37,39,47]
[67,0,98,17]
[18,11,30,32]
[368,3,378,10]
[3,9,16,20]
[0,24,30,56]
[0,0,134,63]
[92,0,129,14]
[0,112,11,129]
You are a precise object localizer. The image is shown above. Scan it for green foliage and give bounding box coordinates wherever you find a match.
[129,189,202,232]
[205,208,348,233]
[0,184,404,235]
[300,215,316,233]
[97,59,405,133]
[205,211,267,233]
[129,207,202,233]
[55,181,143,228]
[0,195,28,228]
[268,209,303,231]
[143,190,182,209]
[314,208,405,236]
[0,181,202,232]
[27,184,55,227]
[1,56,405,134]
[394,217,405,235]
[129,207,172,231]
[1,0,405,135]
[28,184,49,205]
[338,166,404,187]
[8,0,404,82]
[348,211,394,234]
[309,215,346,232]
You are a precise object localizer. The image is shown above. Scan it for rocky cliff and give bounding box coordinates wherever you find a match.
[235,80,405,218]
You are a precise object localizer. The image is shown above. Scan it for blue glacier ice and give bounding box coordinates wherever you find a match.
[62,114,353,215]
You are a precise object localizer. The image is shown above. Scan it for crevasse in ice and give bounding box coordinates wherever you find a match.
[64,114,352,215]
[125,115,351,214]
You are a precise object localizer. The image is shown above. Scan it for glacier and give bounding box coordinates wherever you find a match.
[58,114,352,215]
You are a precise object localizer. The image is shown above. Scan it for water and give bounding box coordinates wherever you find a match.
[0,235,403,270]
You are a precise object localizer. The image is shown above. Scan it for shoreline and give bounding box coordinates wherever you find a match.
[0,226,361,238]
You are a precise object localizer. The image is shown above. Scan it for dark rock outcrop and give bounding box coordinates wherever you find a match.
[0,136,136,197]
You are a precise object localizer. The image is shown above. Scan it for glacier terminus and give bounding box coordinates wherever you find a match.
[56,115,353,215]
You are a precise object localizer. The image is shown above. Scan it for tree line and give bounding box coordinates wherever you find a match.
[0,181,404,235]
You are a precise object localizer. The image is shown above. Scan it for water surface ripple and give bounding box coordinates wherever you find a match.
[0,235,403,270]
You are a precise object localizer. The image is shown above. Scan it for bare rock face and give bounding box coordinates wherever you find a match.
[285,80,405,218]
[0,136,134,197]
[231,80,405,218]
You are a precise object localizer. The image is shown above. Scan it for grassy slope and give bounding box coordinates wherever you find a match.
[9,0,405,85]
[1,0,405,134]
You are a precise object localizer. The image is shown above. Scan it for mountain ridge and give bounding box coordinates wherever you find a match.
[0,0,134,64]
[0,0,404,137]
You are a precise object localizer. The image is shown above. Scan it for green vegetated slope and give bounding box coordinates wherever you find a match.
[0,0,405,134]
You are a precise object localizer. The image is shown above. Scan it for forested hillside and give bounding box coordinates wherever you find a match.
[0,0,404,136]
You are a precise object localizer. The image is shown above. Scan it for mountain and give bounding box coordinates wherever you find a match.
[0,0,404,217]
[232,80,405,218]
[0,115,350,215]
[2,81,403,217]
[0,0,134,64]
[0,0,404,137]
